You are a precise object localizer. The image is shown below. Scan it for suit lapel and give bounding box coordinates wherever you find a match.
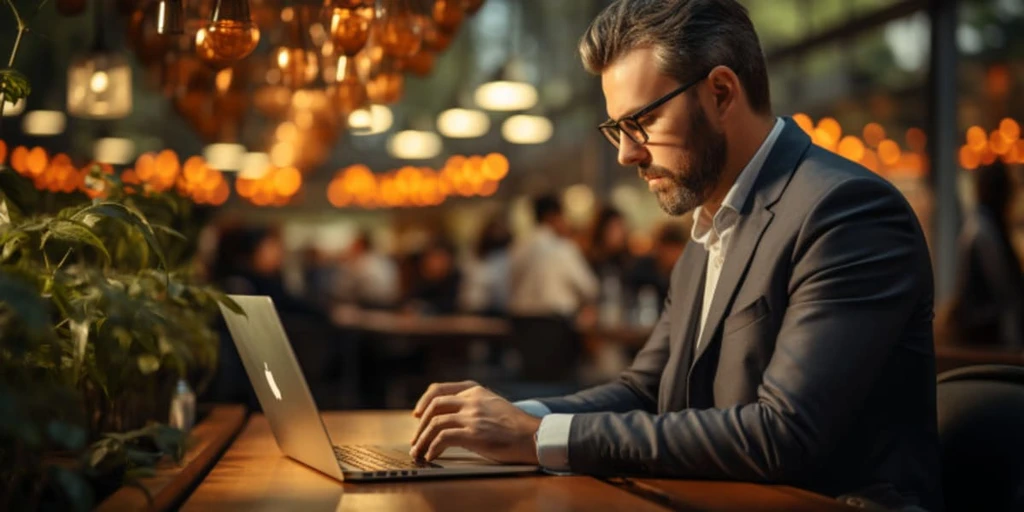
[657,243,706,414]
[690,209,773,366]
[689,119,813,371]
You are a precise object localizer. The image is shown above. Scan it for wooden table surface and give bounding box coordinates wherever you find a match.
[184,411,858,512]
[610,478,857,512]
[183,411,667,511]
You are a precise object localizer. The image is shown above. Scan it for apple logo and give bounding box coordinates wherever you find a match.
[264,362,283,400]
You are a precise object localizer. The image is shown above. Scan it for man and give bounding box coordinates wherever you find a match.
[507,194,599,318]
[335,231,399,309]
[410,1,942,510]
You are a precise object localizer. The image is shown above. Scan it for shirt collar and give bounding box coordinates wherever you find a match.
[691,117,785,245]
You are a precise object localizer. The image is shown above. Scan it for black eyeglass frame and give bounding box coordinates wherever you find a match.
[597,70,711,149]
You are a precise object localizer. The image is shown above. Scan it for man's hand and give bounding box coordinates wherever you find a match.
[410,382,541,464]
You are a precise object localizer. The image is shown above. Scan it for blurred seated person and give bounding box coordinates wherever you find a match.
[942,161,1024,349]
[407,238,462,315]
[509,194,599,318]
[336,231,400,310]
[587,206,633,281]
[627,222,688,309]
[460,216,513,316]
[301,245,339,313]
[217,227,311,313]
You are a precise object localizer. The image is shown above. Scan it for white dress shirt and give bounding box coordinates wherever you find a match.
[508,226,599,317]
[520,118,786,472]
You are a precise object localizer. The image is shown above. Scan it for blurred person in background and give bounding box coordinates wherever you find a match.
[406,238,463,315]
[587,206,633,280]
[508,194,599,318]
[627,222,688,310]
[460,216,513,316]
[336,231,400,310]
[941,161,1024,349]
[301,245,339,314]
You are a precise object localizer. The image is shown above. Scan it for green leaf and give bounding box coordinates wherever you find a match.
[0,272,50,338]
[41,219,111,264]
[89,444,110,468]
[49,466,95,512]
[47,420,87,451]
[113,327,133,351]
[0,68,31,104]
[0,166,39,216]
[73,202,169,272]
[151,223,187,241]
[137,354,160,375]
[209,290,245,315]
[1,229,28,261]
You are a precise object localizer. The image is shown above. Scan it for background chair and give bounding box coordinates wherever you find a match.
[936,364,1024,512]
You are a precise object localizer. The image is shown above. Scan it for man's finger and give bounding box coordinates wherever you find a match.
[410,413,463,459]
[424,428,473,461]
[412,381,475,417]
[411,396,462,445]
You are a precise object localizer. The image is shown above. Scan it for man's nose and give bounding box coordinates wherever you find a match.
[617,136,650,167]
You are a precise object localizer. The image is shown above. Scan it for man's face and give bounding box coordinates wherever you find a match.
[601,48,727,215]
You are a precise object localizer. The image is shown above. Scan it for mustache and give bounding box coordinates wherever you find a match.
[639,166,672,181]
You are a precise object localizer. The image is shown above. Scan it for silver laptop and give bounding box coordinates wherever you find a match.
[218,294,539,481]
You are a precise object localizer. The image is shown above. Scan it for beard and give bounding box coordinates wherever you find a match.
[640,103,727,216]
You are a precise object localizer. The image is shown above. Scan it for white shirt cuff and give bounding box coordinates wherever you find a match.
[535,413,573,473]
[514,400,552,418]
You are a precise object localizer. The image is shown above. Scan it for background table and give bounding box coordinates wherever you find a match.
[184,411,857,511]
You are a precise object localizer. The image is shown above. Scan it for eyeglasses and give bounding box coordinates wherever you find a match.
[598,71,710,149]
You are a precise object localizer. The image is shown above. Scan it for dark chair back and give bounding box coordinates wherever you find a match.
[509,315,580,383]
[937,364,1024,512]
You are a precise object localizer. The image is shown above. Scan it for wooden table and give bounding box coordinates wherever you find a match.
[332,306,511,339]
[184,411,855,511]
[183,411,667,511]
[608,478,857,511]
[584,325,1024,370]
[96,405,247,512]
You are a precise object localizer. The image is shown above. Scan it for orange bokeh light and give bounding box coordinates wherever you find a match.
[990,130,1012,155]
[837,136,865,162]
[273,166,302,196]
[0,139,7,164]
[10,145,28,174]
[26,147,48,176]
[136,152,157,181]
[792,113,813,135]
[980,146,997,166]
[816,117,842,144]
[156,149,181,181]
[999,118,1020,142]
[862,123,886,148]
[905,128,927,153]
[211,180,230,205]
[482,153,509,181]
[812,129,837,151]
[877,140,901,166]
[966,126,987,152]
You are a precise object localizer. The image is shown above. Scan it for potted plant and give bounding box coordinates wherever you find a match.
[1,3,240,509]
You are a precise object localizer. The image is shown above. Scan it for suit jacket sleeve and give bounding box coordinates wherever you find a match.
[563,177,928,482]
[536,269,677,415]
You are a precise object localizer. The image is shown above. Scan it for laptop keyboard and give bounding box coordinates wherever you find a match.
[333,445,441,471]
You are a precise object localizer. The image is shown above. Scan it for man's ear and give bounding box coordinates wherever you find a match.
[706,65,741,119]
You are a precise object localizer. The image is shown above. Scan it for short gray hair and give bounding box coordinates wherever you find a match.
[579,0,771,114]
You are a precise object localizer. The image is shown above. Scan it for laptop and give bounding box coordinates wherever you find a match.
[218,294,539,481]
